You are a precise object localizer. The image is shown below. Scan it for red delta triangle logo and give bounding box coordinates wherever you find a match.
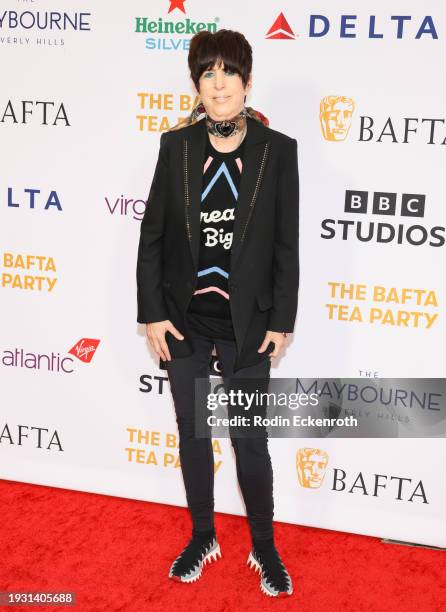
[266,12,296,40]
[68,338,101,363]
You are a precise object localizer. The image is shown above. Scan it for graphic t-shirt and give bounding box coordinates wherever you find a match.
[185,132,246,340]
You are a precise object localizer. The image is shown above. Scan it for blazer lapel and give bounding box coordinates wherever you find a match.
[230,119,270,270]
[182,119,206,274]
[182,116,271,273]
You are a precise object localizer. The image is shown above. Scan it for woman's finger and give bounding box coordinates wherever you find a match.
[158,335,172,361]
[152,335,168,361]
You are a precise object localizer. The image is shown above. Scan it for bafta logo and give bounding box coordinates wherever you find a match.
[320,96,355,141]
[296,448,329,489]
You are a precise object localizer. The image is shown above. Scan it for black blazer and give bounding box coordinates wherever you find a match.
[136,115,299,373]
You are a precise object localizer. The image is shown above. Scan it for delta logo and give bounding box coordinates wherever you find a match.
[296,448,428,503]
[265,13,296,40]
[266,13,438,40]
[135,0,219,51]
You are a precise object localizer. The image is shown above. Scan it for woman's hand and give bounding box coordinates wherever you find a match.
[258,331,288,359]
[146,321,184,362]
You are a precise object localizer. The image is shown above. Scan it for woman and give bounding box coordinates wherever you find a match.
[136,29,299,597]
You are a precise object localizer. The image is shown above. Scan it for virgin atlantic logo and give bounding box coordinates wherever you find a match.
[1,338,101,373]
[68,338,100,363]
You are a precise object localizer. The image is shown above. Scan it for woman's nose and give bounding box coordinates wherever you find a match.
[214,71,225,89]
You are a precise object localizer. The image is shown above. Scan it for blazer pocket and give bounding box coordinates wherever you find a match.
[256,291,273,311]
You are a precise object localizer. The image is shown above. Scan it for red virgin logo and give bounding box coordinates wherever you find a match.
[68,338,101,363]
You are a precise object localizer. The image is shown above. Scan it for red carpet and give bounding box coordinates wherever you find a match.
[0,479,444,611]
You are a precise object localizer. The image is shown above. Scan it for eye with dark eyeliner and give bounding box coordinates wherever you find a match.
[203,68,236,78]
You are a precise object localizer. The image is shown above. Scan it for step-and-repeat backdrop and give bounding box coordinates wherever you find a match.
[1,1,445,548]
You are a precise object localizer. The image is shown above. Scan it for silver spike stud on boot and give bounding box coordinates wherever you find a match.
[247,546,293,597]
[169,536,222,583]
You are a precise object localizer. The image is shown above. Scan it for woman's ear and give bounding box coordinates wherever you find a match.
[191,74,200,96]
[245,73,253,94]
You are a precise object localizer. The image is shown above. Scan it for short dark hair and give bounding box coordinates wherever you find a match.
[188,29,252,92]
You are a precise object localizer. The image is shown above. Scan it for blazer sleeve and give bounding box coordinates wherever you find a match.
[136,131,170,324]
[268,137,300,333]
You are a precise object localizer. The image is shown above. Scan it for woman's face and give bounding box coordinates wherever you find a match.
[197,60,252,120]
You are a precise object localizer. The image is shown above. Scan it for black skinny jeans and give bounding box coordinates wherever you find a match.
[165,326,274,541]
